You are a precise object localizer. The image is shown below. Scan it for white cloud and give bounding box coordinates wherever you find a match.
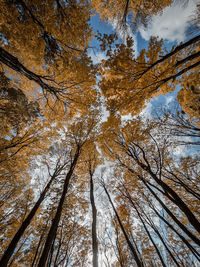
[121,113,133,126]
[139,0,198,42]
[139,101,153,120]
[88,49,107,65]
[100,101,110,122]
[165,95,174,106]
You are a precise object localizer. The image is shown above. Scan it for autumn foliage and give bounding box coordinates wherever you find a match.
[0,0,199,266]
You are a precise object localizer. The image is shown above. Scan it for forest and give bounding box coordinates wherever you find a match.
[0,0,200,266]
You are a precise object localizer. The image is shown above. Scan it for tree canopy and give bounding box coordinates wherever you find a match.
[0,0,200,266]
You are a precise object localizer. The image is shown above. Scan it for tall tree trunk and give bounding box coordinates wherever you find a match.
[147,167,200,234]
[37,146,80,267]
[89,171,98,267]
[147,219,181,267]
[148,199,200,261]
[121,181,200,261]
[103,184,144,267]
[119,138,200,233]
[31,215,51,267]
[125,162,200,244]
[141,179,200,246]
[125,193,167,267]
[0,166,62,267]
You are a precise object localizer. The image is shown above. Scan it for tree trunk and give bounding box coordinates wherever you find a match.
[145,166,200,235]
[0,166,61,267]
[89,171,98,267]
[149,201,200,261]
[141,179,200,246]
[147,219,181,267]
[103,184,144,267]
[37,146,80,267]
[125,193,167,267]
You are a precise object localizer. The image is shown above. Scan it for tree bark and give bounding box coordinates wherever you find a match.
[37,146,80,267]
[103,184,144,267]
[142,179,200,246]
[0,165,62,267]
[89,171,98,267]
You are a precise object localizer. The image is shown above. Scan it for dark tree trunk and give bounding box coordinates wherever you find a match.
[147,219,181,267]
[103,185,144,267]
[31,216,51,267]
[126,156,200,238]
[37,146,80,267]
[0,166,61,267]
[145,166,200,235]
[142,179,200,246]
[149,202,200,261]
[89,171,98,267]
[125,192,167,267]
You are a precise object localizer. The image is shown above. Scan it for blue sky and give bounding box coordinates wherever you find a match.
[87,0,200,158]
[88,0,199,116]
[89,0,198,62]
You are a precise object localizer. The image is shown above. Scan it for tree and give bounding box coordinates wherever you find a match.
[92,0,172,29]
[0,157,68,267]
[102,181,144,267]
[37,145,81,266]
[38,114,98,266]
[101,117,200,256]
[1,1,200,265]
[86,149,100,267]
[99,34,200,116]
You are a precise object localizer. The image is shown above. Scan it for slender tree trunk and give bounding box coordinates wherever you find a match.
[147,168,200,234]
[37,146,80,267]
[122,160,200,246]
[127,158,200,239]
[148,220,181,267]
[122,181,200,260]
[0,167,61,267]
[148,200,200,261]
[141,179,200,246]
[47,234,56,267]
[89,171,98,267]
[121,153,200,234]
[126,194,167,267]
[103,184,144,267]
[31,216,51,267]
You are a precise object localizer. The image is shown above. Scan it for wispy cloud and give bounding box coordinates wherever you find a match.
[139,0,198,42]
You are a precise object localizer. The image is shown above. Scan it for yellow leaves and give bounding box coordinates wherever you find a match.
[0,1,199,265]
[146,37,163,64]
[93,0,172,27]
[178,70,200,122]
[100,30,200,118]
[0,0,97,122]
